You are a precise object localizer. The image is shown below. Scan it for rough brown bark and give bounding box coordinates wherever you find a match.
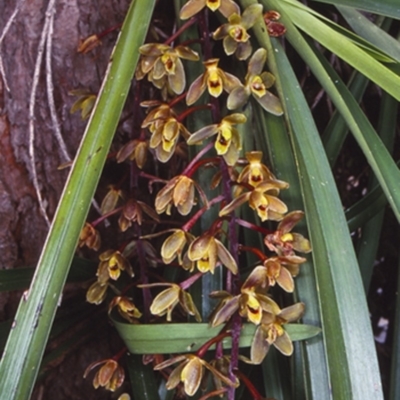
[0,0,130,398]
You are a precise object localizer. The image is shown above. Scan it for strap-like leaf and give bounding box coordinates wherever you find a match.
[270,35,384,399]
[280,0,400,101]
[112,321,320,354]
[312,0,400,19]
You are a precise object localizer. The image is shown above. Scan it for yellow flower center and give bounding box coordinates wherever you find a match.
[161,53,176,74]
[198,257,211,273]
[281,233,294,242]
[241,290,262,325]
[249,165,263,186]
[207,69,223,97]
[206,0,221,12]
[229,26,247,42]
[264,321,285,344]
[215,122,233,155]
[250,76,267,98]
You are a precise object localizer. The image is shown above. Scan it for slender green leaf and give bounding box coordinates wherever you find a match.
[278,0,400,101]
[319,12,393,167]
[255,6,383,392]
[312,0,400,19]
[346,185,388,232]
[0,1,155,399]
[126,354,161,400]
[285,6,395,63]
[337,8,400,62]
[113,321,320,354]
[264,115,332,400]
[356,92,397,292]
[264,0,400,222]
[262,347,291,400]
[322,71,368,166]
[276,43,383,399]
[308,45,400,222]
[252,104,330,400]
[240,2,332,398]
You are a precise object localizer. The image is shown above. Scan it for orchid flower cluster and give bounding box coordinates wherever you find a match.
[79,1,311,398]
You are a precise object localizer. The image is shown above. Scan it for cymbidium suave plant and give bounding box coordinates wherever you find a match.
[79,1,317,398]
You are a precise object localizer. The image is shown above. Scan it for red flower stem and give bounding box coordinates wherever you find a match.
[164,17,198,45]
[182,141,214,176]
[215,340,224,359]
[219,160,241,400]
[135,232,152,321]
[97,23,122,39]
[182,194,224,232]
[184,157,220,178]
[208,218,224,236]
[196,331,230,358]
[138,171,168,184]
[227,313,242,399]
[177,104,212,122]
[139,228,178,241]
[120,281,137,296]
[198,9,212,61]
[112,346,128,362]
[130,145,151,318]
[179,38,202,48]
[130,159,139,190]
[219,161,238,293]
[179,272,203,291]
[235,370,264,400]
[168,92,187,108]
[91,206,123,227]
[235,218,273,235]
[240,245,267,262]
[198,389,228,400]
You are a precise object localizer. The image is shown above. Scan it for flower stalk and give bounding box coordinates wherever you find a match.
[79,1,313,398]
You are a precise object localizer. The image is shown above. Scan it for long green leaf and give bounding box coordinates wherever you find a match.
[322,71,368,166]
[265,0,400,222]
[280,0,400,101]
[346,185,388,232]
[240,2,331,398]
[252,106,330,400]
[126,354,161,400]
[271,40,383,400]
[312,0,400,19]
[337,8,400,62]
[262,347,291,400]
[356,92,397,292]
[308,44,400,222]
[113,321,320,354]
[0,1,155,399]
[252,4,383,396]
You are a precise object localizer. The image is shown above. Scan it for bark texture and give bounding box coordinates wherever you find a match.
[0,0,130,398]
